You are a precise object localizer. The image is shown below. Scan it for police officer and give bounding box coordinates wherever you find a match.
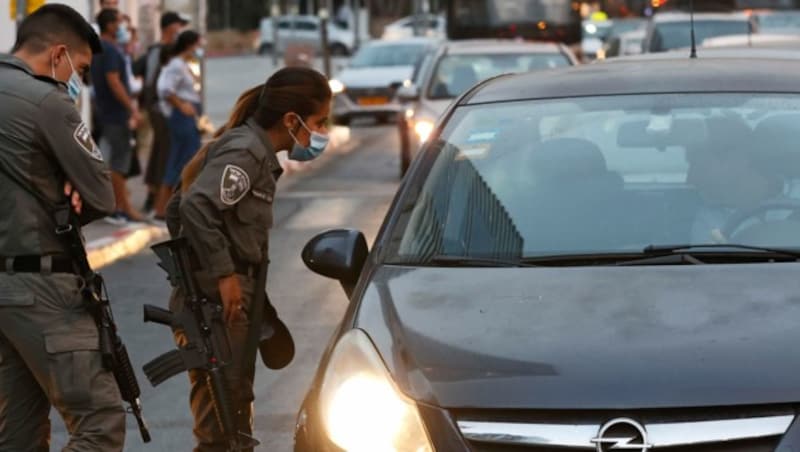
[167,67,332,451]
[0,5,125,451]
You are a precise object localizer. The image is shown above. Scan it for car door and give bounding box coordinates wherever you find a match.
[295,18,321,51]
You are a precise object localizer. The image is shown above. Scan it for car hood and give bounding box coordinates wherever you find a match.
[337,66,414,88]
[355,263,800,410]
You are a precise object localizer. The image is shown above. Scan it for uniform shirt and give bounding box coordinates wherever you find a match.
[0,54,115,256]
[90,39,130,125]
[174,118,282,279]
[157,56,201,117]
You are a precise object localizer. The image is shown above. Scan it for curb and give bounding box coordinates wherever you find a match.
[87,224,169,270]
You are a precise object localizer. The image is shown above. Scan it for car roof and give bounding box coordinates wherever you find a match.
[366,37,441,47]
[441,39,564,55]
[651,11,750,22]
[614,46,800,59]
[463,58,800,105]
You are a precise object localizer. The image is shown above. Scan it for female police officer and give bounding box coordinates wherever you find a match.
[166,67,331,451]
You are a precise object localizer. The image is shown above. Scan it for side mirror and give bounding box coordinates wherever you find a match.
[397,83,420,102]
[302,229,368,297]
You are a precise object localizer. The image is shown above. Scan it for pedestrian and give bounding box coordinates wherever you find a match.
[139,11,189,213]
[152,30,204,221]
[0,4,125,450]
[91,7,144,224]
[166,67,332,451]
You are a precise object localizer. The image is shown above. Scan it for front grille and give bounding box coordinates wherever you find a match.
[456,406,795,452]
[468,437,780,452]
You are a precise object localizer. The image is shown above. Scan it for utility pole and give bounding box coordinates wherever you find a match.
[15,0,27,28]
[271,0,280,66]
[352,0,360,51]
[319,2,331,78]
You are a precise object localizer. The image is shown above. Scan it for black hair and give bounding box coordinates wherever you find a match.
[254,67,332,129]
[96,8,119,34]
[167,30,200,59]
[12,4,102,54]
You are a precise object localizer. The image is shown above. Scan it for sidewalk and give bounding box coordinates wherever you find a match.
[83,125,359,269]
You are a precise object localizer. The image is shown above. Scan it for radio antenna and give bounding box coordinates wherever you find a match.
[689,0,698,58]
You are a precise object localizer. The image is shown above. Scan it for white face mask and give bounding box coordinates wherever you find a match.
[51,49,82,103]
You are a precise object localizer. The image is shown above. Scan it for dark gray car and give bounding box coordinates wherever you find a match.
[295,57,800,451]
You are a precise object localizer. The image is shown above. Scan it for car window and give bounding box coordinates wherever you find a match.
[651,20,751,51]
[296,20,318,31]
[428,53,571,99]
[758,12,800,31]
[350,43,428,68]
[390,94,800,261]
[278,20,291,29]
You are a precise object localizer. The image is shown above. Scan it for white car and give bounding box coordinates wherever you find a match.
[382,14,447,40]
[602,29,646,58]
[396,39,578,175]
[258,15,355,55]
[642,11,754,53]
[329,37,441,125]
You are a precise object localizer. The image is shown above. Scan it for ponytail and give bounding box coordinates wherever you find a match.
[180,84,263,191]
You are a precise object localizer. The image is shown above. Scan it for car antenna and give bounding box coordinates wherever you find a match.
[689,0,698,58]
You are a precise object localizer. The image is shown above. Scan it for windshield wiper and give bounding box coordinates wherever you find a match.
[643,243,800,260]
[426,255,536,268]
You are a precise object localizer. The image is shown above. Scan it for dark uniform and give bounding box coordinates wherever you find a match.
[166,117,282,452]
[0,54,125,450]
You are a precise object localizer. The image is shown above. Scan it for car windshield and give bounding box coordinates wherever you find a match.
[428,53,570,99]
[651,20,751,51]
[758,12,800,32]
[350,43,428,68]
[389,93,800,263]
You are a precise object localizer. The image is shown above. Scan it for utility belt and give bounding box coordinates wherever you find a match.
[0,255,76,274]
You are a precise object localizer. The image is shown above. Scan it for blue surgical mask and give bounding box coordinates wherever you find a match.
[116,24,131,45]
[287,115,330,161]
[194,47,205,59]
[52,49,83,103]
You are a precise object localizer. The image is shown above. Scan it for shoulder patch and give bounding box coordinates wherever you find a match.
[73,122,103,161]
[220,164,250,205]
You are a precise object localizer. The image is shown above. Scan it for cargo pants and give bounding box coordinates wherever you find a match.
[0,272,126,452]
[171,272,259,452]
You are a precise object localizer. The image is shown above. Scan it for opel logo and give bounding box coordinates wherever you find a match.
[590,418,652,452]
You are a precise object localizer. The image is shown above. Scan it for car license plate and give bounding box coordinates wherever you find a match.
[357,96,389,106]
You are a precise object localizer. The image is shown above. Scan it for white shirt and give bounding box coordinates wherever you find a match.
[156,57,201,116]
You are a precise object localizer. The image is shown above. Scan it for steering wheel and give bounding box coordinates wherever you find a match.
[722,199,800,240]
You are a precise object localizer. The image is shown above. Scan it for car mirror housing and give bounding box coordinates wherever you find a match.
[397,83,421,102]
[302,229,368,295]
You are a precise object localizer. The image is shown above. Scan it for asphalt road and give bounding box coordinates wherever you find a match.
[50,55,401,451]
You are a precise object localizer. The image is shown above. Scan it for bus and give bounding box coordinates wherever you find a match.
[446,0,583,44]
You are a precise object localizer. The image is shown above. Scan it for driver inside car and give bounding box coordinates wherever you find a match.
[687,116,783,244]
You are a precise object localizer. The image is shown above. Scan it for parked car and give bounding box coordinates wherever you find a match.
[381,14,447,40]
[643,11,755,53]
[397,39,577,175]
[601,29,646,58]
[329,37,441,125]
[294,56,800,452]
[258,15,355,56]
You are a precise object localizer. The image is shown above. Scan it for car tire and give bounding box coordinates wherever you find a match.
[399,121,411,177]
[258,43,273,56]
[329,43,349,56]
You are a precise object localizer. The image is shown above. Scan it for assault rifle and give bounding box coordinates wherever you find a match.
[142,237,259,451]
[54,205,151,443]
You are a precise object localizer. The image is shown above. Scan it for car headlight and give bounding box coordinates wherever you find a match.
[319,329,433,452]
[414,119,435,143]
[329,79,345,95]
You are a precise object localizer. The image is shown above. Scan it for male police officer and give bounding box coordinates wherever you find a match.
[0,4,126,451]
